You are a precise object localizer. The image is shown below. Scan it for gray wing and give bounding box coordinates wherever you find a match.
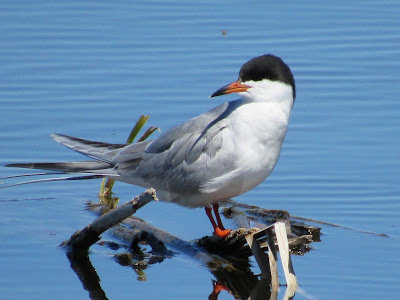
[113,100,242,193]
[4,101,242,194]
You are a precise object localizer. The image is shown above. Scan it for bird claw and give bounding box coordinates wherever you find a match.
[214,227,231,238]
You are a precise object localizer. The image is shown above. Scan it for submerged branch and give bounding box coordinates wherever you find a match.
[63,189,157,251]
[62,185,323,299]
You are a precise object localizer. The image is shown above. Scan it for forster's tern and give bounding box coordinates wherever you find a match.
[6,54,296,237]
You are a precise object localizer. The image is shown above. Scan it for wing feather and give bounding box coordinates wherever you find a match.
[127,101,242,194]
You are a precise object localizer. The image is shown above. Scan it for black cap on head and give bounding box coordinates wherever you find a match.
[239,54,296,99]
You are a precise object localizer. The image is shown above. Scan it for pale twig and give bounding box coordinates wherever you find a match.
[63,189,157,250]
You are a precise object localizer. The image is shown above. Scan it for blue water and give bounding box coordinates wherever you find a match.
[1,1,399,299]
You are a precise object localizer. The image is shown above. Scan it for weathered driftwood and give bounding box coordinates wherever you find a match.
[63,189,157,250]
[63,188,321,299]
[84,200,299,293]
[86,198,320,271]
[275,222,297,288]
[94,217,275,299]
[265,226,280,290]
[245,229,271,277]
[225,201,321,255]
[198,226,298,296]
[88,201,241,272]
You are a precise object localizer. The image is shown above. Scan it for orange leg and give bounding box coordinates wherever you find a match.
[205,206,231,238]
[213,204,225,230]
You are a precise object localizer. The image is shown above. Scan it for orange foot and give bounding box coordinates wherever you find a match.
[209,280,228,300]
[214,227,231,238]
[213,281,228,293]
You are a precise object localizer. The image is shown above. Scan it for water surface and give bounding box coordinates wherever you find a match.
[1,1,399,299]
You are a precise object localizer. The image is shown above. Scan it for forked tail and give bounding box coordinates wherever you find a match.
[1,133,127,188]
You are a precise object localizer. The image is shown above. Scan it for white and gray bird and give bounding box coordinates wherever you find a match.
[5,54,296,237]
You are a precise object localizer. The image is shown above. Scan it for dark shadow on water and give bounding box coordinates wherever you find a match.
[67,249,108,300]
[66,243,283,300]
[64,199,318,299]
[208,259,273,300]
[0,197,56,203]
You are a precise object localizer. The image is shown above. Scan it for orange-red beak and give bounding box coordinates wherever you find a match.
[210,80,251,98]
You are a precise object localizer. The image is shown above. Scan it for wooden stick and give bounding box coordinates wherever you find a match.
[245,233,270,277]
[64,189,157,250]
[87,202,238,272]
[228,206,293,289]
[231,206,276,283]
[265,226,280,290]
[119,215,225,268]
[275,222,298,288]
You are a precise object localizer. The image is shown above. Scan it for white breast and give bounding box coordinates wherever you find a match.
[131,80,294,208]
